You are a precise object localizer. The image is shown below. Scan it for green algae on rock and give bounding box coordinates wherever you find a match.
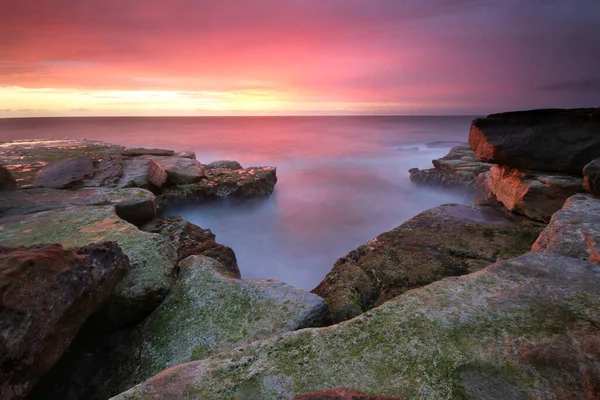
[111,251,600,400]
[0,206,177,326]
[312,204,545,323]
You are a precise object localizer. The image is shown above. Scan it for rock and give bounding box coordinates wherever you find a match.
[121,148,174,157]
[533,194,600,263]
[32,156,96,189]
[489,165,584,222]
[0,165,17,190]
[294,388,404,399]
[113,255,332,392]
[469,108,600,174]
[150,156,205,185]
[112,251,600,400]
[157,166,277,207]
[141,216,239,277]
[0,242,128,400]
[0,187,156,225]
[118,157,167,190]
[0,206,177,326]
[425,140,464,148]
[409,144,493,188]
[583,158,600,196]
[206,160,243,170]
[176,151,196,160]
[0,139,125,187]
[85,158,125,187]
[312,204,544,323]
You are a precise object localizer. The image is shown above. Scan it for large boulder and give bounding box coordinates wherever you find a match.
[469,108,600,174]
[312,204,544,323]
[409,144,493,188]
[106,256,332,395]
[583,158,600,196]
[0,242,128,400]
[112,251,600,400]
[0,187,156,225]
[150,156,205,185]
[206,160,243,170]
[489,165,584,222]
[0,206,177,326]
[533,193,600,263]
[0,165,17,190]
[32,156,96,189]
[118,157,167,190]
[141,216,239,277]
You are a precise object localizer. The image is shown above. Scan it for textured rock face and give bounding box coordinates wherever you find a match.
[0,187,156,225]
[121,148,174,157]
[469,108,600,174]
[119,157,168,189]
[294,388,404,399]
[142,216,240,277]
[0,242,128,400]
[409,144,493,188]
[150,156,205,184]
[112,251,600,400]
[312,204,544,323]
[0,206,177,326]
[583,158,600,196]
[533,194,600,262]
[109,256,331,394]
[206,160,243,169]
[490,165,584,222]
[32,156,96,188]
[0,165,17,190]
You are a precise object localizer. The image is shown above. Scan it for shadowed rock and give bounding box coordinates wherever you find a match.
[294,388,404,399]
[0,165,16,190]
[469,108,600,174]
[33,156,95,189]
[312,204,544,322]
[111,251,600,400]
[121,148,174,157]
[206,160,243,169]
[0,242,128,400]
[583,158,600,196]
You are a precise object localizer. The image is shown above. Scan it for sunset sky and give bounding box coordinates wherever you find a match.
[1,0,599,117]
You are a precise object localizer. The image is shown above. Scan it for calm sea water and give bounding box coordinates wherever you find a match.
[0,116,477,289]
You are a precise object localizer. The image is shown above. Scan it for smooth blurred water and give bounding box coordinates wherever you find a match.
[0,116,478,289]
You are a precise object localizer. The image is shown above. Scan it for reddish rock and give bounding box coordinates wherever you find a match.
[490,165,584,222]
[32,156,96,189]
[0,242,129,400]
[469,108,600,174]
[294,388,404,400]
[150,156,206,185]
[142,216,239,278]
[119,157,167,189]
[583,158,600,196]
[0,165,17,190]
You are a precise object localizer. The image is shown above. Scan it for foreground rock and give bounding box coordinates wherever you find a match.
[0,187,156,225]
[409,143,493,188]
[102,256,332,397]
[0,165,17,190]
[0,242,128,400]
[312,204,544,322]
[583,158,600,196]
[113,251,600,399]
[141,216,240,277]
[294,389,404,399]
[489,165,584,222]
[469,108,600,174]
[533,194,600,262]
[0,206,177,326]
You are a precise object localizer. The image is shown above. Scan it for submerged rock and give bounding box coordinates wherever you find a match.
[0,206,177,326]
[489,165,584,222]
[0,165,16,190]
[409,144,493,188]
[312,204,544,323]
[583,158,600,196]
[141,216,239,277]
[106,256,332,395]
[469,108,600,174]
[112,251,600,400]
[533,193,600,263]
[0,242,128,400]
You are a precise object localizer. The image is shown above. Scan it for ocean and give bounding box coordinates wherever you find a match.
[0,116,478,290]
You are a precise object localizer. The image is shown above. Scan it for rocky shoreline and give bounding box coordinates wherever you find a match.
[1,107,600,400]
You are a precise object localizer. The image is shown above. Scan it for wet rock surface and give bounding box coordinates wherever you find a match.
[533,193,600,262]
[312,204,544,323]
[489,165,584,222]
[0,242,128,400]
[112,251,600,400]
[469,108,600,174]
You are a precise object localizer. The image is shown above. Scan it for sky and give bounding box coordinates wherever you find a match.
[0,0,599,117]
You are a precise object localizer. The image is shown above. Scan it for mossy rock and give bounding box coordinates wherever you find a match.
[113,251,600,400]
